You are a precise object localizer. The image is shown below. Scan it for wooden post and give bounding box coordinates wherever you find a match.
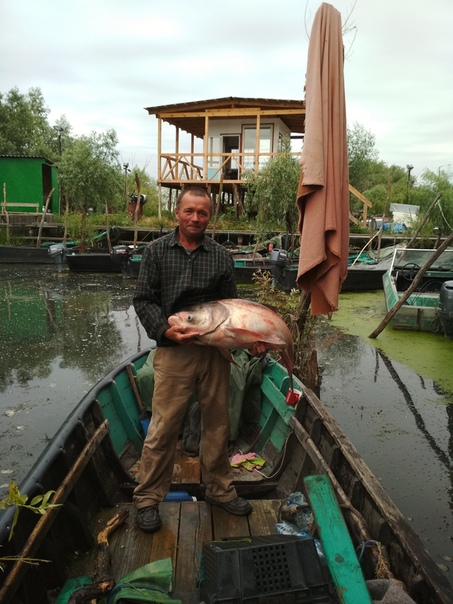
[134,172,141,250]
[369,230,453,338]
[105,202,112,253]
[349,228,382,268]
[211,174,223,239]
[36,187,55,248]
[63,193,69,245]
[2,183,10,243]
[406,193,442,247]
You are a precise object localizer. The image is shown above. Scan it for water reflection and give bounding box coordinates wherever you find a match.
[316,322,453,581]
[0,266,147,494]
[0,267,140,389]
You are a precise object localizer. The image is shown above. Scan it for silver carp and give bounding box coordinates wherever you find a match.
[168,298,294,390]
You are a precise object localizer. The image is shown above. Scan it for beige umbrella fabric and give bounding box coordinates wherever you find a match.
[296,2,349,316]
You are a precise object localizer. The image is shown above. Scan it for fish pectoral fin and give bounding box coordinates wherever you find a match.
[217,348,240,367]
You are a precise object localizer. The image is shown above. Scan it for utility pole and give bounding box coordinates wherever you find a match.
[53,126,64,213]
[123,163,130,209]
[406,164,413,203]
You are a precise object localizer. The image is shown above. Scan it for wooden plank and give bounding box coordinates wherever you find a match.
[108,505,155,579]
[211,507,250,540]
[248,499,280,536]
[150,502,179,563]
[172,446,200,484]
[304,475,372,604]
[175,501,212,603]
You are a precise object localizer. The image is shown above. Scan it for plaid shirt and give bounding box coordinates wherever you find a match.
[133,229,237,345]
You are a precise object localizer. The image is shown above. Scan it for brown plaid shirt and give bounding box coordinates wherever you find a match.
[133,229,237,345]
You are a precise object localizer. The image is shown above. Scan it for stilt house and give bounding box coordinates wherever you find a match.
[145,97,306,213]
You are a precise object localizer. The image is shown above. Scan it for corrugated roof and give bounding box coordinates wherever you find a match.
[0,154,54,164]
[144,96,306,138]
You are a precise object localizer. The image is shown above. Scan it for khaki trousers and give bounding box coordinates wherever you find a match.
[133,345,237,509]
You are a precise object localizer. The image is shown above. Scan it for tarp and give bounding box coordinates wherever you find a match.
[296,3,349,316]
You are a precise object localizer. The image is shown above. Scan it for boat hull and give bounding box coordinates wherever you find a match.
[382,248,453,334]
[0,245,54,264]
[66,251,129,273]
[0,349,451,603]
[234,262,387,292]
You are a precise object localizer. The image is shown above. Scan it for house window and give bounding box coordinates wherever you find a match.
[242,125,273,170]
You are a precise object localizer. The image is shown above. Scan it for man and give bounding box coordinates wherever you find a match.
[133,186,260,533]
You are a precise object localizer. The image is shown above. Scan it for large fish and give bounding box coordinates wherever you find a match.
[168,298,294,390]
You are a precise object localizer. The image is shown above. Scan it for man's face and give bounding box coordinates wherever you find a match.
[175,193,211,242]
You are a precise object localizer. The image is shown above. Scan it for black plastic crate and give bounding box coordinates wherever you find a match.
[198,535,337,603]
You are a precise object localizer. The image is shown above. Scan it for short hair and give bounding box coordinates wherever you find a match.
[176,186,212,211]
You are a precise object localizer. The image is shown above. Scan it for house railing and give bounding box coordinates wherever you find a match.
[2,202,40,212]
[159,150,301,184]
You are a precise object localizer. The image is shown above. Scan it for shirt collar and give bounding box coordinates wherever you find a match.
[169,227,213,251]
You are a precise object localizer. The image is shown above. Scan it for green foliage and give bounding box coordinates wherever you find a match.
[347,122,378,192]
[123,166,160,215]
[60,129,122,214]
[251,271,318,387]
[0,481,60,543]
[414,169,453,233]
[243,137,300,238]
[0,87,54,158]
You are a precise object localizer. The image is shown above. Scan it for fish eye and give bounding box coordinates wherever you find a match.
[187,314,193,322]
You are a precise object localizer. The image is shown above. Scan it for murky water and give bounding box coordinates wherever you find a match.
[0,266,452,583]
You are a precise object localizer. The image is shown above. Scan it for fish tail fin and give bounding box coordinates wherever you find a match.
[280,350,295,392]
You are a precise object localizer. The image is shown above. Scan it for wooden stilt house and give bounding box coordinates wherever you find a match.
[144,97,306,213]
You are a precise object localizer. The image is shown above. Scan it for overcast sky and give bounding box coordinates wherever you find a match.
[3,0,452,181]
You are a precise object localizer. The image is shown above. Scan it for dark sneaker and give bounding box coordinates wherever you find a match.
[136,505,162,533]
[205,495,253,516]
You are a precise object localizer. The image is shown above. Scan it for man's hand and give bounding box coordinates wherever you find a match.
[164,325,196,345]
[248,342,267,357]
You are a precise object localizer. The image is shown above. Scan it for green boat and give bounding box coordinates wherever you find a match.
[1,348,452,603]
[383,247,453,335]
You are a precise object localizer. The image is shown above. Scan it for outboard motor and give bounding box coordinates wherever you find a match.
[269,249,289,287]
[112,244,130,271]
[438,280,453,339]
[48,243,67,272]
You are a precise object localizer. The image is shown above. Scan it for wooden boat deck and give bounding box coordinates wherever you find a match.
[87,500,282,604]
[69,448,284,604]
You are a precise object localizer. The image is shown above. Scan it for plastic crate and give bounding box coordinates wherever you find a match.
[198,535,337,603]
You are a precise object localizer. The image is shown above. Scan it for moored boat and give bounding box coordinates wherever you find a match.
[233,250,392,293]
[0,348,451,603]
[382,247,453,335]
[64,245,132,274]
[0,244,56,264]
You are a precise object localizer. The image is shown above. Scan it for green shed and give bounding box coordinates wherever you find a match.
[0,155,60,214]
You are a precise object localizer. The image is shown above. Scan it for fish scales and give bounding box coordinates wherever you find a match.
[168,298,294,390]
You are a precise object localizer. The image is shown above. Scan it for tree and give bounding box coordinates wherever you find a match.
[123,166,159,216]
[59,130,122,250]
[347,122,378,192]
[415,169,453,234]
[243,137,300,244]
[0,87,54,157]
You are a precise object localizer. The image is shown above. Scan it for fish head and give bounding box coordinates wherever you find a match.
[168,303,222,335]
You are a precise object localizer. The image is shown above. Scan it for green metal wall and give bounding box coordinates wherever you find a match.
[0,156,60,214]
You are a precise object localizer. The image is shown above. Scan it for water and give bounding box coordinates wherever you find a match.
[0,266,148,496]
[0,266,452,584]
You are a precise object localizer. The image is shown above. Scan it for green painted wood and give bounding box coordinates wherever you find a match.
[304,474,372,604]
